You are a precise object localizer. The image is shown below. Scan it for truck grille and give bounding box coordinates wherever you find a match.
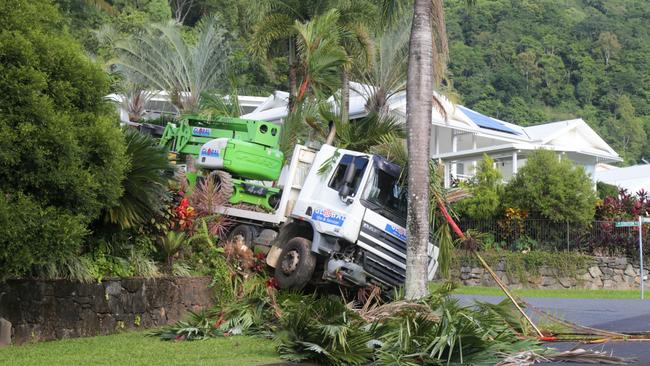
[358,221,407,286]
[363,252,405,287]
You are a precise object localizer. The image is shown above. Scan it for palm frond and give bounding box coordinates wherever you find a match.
[294,9,348,100]
[279,99,317,157]
[322,110,405,153]
[199,86,242,119]
[497,348,635,366]
[249,13,295,61]
[353,21,410,115]
[105,129,172,229]
[113,17,230,113]
[158,231,187,261]
[435,222,454,279]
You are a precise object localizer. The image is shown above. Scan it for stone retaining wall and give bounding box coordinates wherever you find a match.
[453,256,648,289]
[0,277,214,345]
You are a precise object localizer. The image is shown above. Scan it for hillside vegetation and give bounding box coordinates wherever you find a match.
[445,0,650,163]
[59,0,650,163]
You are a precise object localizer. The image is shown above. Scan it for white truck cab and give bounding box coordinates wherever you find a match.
[266,144,439,290]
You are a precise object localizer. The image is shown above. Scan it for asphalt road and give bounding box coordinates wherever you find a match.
[456,295,650,366]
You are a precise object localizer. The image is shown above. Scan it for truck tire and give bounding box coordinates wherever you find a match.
[274,237,316,290]
[228,224,257,248]
[209,170,234,200]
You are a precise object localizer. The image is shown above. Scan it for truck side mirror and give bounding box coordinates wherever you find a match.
[338,184,352,198]
[338,160,357,201]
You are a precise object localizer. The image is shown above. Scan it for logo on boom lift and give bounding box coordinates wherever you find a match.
[192,127,212,136]
[200,147,220,157]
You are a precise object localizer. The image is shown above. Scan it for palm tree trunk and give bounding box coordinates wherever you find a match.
[288,39,297,112]
[325,70,348,145]
[405,0,434,300]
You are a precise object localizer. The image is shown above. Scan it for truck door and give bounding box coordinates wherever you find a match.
[292,147,370,246]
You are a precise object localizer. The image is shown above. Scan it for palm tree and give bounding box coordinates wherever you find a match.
[120,84,158,123]
[324,2,376,144]
[113,16,230,113]
[353,22,410,115]
[293,9,348,103]
[404,0,449,300]
[250,0,375,117]
[249,1,325,110]
[318,104,405,153]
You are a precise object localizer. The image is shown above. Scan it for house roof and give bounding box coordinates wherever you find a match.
[596,164,650,193]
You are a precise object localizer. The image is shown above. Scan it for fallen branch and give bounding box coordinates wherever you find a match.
[497,348,636,366]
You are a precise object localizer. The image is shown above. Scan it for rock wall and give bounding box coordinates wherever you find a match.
[0,277,214,345]
[453,256,648,290]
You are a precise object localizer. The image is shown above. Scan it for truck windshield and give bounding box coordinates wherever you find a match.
[362,164,407,224]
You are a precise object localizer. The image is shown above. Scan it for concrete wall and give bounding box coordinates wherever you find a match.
[0,277,214,345]
[453,256,648,290]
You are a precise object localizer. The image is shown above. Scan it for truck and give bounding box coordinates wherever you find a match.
[160,116,439,290]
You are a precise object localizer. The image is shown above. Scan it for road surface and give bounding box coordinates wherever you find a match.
[457,295,650,366]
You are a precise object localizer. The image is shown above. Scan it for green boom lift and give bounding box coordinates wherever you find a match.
[159,115,284,211]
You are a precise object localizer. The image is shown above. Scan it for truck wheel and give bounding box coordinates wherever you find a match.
[228,224,257,248]
[209,170,234,200]
[274,237,316,290]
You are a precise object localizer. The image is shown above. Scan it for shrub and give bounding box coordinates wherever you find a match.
[503,150,596,225]
[158,231,188,269]
[596,181,619,200]
[456,154,502,220]
[0,193,87,280]
[0,0,127,278]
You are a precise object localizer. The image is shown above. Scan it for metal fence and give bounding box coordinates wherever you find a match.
[458,218,650,257]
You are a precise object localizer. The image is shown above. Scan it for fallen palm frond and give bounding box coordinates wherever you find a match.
[357,300,440,323]
[497,348,635,366]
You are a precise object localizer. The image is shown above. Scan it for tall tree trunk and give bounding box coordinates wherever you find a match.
[288,39,297,112]
[325,70,348,145]
[405,0,434,300]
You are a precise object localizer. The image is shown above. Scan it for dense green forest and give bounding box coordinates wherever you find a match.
[445,0,650,164]
[58,0,650,163]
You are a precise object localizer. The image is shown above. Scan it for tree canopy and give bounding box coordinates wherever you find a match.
[0,0,127,279]
[502,150,596,225]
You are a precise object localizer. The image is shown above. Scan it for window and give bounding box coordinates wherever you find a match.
[328,155,368,197]
[361,157,407,226]
[363,168,407,218]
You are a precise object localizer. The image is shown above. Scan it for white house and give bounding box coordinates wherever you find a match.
[239,83,622,187]
[108,83,622,187]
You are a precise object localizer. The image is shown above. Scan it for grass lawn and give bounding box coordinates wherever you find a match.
[0,331,281,366]
[435,284,647,300]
